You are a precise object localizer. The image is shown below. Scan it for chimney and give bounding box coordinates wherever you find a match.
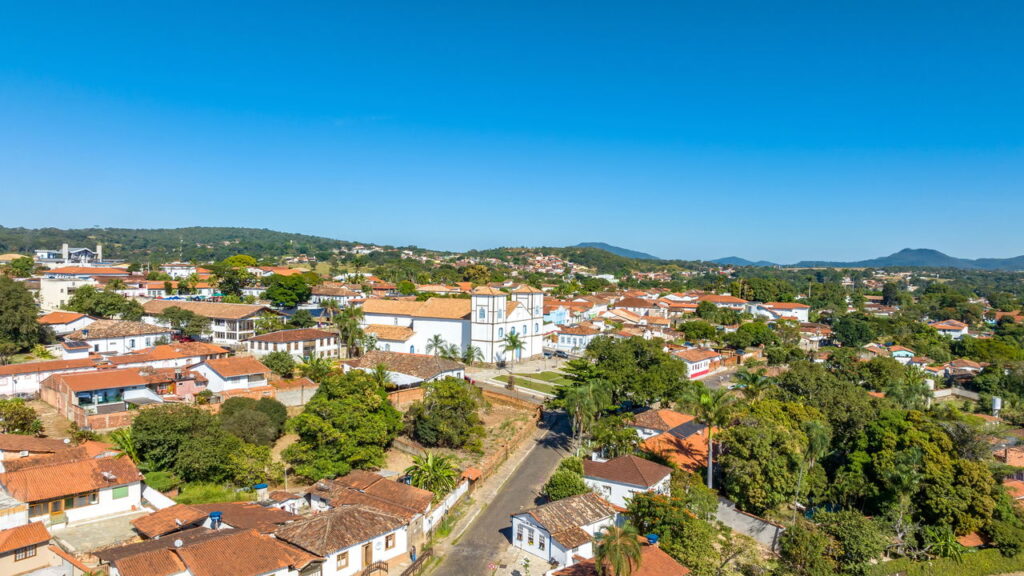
[62,243,69,261]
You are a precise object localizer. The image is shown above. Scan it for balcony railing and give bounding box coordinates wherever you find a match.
[360,561,388,576]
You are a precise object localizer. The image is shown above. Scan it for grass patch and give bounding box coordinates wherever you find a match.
[866,550,1024,576]
[175,483,256,505]
[494,375,555,395]
[514,371,572,385]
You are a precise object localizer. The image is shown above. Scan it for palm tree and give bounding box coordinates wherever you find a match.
[439,343,461,361]
[370,363,394,390]
[679,384,736,489]
[560,380,611,454]
[110,427,139,464]
[335,306,365,358]
[426,334,447,357]
[299,356,334,384]
[595,524,642,576]
[321,298,340,323]
[462,345,484,366]
[792,420,831,521]
[734,369,770,400]
[404,452,459,500]
[502,332,525,371]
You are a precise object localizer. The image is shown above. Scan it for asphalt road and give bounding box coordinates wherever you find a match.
[434,412,571,576]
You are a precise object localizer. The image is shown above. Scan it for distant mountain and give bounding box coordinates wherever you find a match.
[793,248,1024,271]
[574,242,660,260]
[712,256,778,267]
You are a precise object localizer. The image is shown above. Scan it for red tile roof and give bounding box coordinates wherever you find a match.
[553,541,690,576]
[132,504,208,538]
[583,455,672,488]
[0,452,142,502]
[201,357,271,379]
[37,311,89,325]
[246,328,335,343]
[0,521,50,554]
[628,409,694,432]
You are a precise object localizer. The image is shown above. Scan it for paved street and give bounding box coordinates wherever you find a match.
[434,412,572,576]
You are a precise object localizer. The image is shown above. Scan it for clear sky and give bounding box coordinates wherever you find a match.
[1,2,1022,263]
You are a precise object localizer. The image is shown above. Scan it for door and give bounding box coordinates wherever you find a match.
[362,542,373,566]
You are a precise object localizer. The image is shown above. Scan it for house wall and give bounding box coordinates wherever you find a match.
[82,333,170,356]
[34,482,142,527]
[511,515,553,564]
[246,337,339,360]
[0,504,29,530]
[0,543,52,575]
[0,365,94,397]
[38,277,97,311]
[556,333,595,352]
[325,526,408,576]
[47,316,95,336]
[584,476,669,509]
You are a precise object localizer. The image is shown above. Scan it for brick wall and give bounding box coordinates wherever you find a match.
[388,387,425,409]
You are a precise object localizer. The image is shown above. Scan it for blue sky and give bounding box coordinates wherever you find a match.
[1,2,1022,263]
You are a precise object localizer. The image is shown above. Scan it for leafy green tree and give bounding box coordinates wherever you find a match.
[0,277,46,351]
[8,256,34,277]
[723,321,777,349]
[264,274,312,307]
[575,337,688,407]
[594,524,642,576]
[556,380,612,453]
[229,442,282,486]
[882,282,902,306]
[288,309,316,328]
[109,427,139,463]
[405,378,485,451]
[405,452,459,500]
[298,356,334,383]
[0,399,42,435]
[221,406,278,446]
[175,428,245,483]
[157,306,211,338]
[626,492,717,575]
[678,320,718,343]
[335,306,365,358]
[591,415,640,459]
[66,285,143,320]
[397,280,416,295]
[262,350,297,378]
[543,462,590,501]
[779,521,839,576]
[833,315,876,347]
[816,510,889,574]
[284,370,402,480]
[132,404,221,471]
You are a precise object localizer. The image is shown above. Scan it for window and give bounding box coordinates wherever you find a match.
[336,551,349,569]
[498,328,504,338]
[527,528,535,546]
[14,545,36,561]
[497,309,503,320]
[538,537,545,551]
[385,533,396,549]
[516,524,524,541]
[478,307,486,320]
[522,325,527,335]
[534,323,539,333]
[410,345,415,353]
[510,327,515,335]
[129,339,135,348]
[112,485,130,499]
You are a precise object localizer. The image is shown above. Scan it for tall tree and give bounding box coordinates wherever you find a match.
[0,277,44,352]
[678,384,736,488]
[404,452,459,500]
[595,524,642,576]
[426,334,447,357]
[503,331,525,371]
[335,306,365,358]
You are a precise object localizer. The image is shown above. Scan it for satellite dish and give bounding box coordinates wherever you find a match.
[173,539,184,548]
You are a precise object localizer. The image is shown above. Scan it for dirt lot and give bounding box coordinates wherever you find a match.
[29,399,72,438]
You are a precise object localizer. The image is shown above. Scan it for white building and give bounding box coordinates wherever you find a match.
[276,505,408,576]
[749,302,811,323]
[510,492,616,569]
[192,356,271,395]
[36,311,95,336]
[582,455,671,509]
[37,276,97,312]
[673,348,722,379]
[141,300,273,347]
[555,325,601,354]
[160,262,197,279]
[360,285,545,363]
[65,320,174,356]
[930,319,970,339]
[245,328,339,360]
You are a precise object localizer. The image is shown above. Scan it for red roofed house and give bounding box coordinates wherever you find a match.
[674,348,722,379]
[555,325,601,354]
[751,302,811,323]
[192,356,273,399]
[36,311,95,336]
[582,455,671,508]
[244,328,339,361]
[930,319,969,339]
[697,294,748,311]
[0,521,90,576]
[510,492,616,569]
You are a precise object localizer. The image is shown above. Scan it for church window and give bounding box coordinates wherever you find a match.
[478,307,485,319]
[498,328,504,338]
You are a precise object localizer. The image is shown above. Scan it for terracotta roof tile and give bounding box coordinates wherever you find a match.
[275,505,406,555]
[0,452,142,502]
[45,366,206,393]
[114,548,188,576]
[364,324,416,342]
[0,521,49,554]
[345,351,464,381]
[553,541,690,576]
[37,311,89,325]
[201,357,270,379]
[583,455,672,488]
[191,502,298,533]
[519,493,615,548]
[67,319,171,340]
[142,300,271,320]
[176,529,318,576]
[132,504,208,538]
[628,409,695,432]
[640,429,709,474]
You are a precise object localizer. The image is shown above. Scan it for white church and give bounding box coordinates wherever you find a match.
[360,285,545,363]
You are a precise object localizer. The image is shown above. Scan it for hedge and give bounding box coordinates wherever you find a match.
[866,550,1024,576]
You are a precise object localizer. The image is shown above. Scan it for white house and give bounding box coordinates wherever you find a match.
[245,328,339,360]
[343,351,465,388]
[582,455,671,509]
[37,276,98,312]
[555,325,601,354]
[0,448,143,528]
[192,356,272,395]
[311,283,364,307]
[510,492,616,569]
[673,348,722,379]
[65,320,174,356]
[276,505,408,576]
[160,262,197,279]
[930,319,970,339]
[141,300,273,347]
[305,470,435,542]
[360,286,545,363]
[750,302,811,323]
[36,311,95,336]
